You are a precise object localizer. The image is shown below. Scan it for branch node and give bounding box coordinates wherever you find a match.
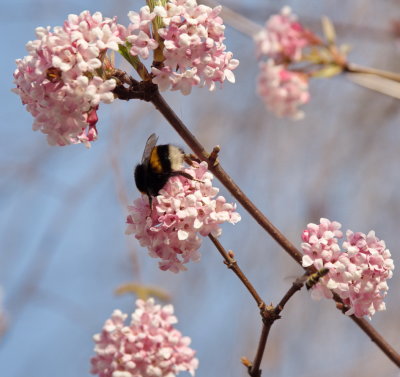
[336,302,347,314]
[223,256,237,269]
[139,80,158,102]
[208,145,221,167]
[241,356,252,369]
[113,79,158,102]
[260,304,281,324]
[258,301,266,312]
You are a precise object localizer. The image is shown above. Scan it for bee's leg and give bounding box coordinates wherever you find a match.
[148,195,153,215]
[171,171,203,183]
[184,154,201,166]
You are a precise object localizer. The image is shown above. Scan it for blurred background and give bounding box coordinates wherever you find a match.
[1,0,400,376]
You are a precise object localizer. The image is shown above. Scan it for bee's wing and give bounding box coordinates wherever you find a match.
[141,133,158,164]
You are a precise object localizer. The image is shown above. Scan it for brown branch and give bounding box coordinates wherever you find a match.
[249,323,269,377]
[275,277,306,314]
[149,89,305,266]
[208,234,264,308]
[207,232,270,377]
[345,63,400,83]
[331,293,400,367]
[207,233,286,377]
[250,277,306,376]
[114,81,400,368]
[351,317,400,366]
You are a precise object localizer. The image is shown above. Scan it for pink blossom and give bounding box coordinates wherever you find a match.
[138,0,239,94]
[126,7,158,59]
[13,11,126,147]
[128,30,159,59]
[301,218,395,318]
[128,6,155,33]
[257,60,309,119]
[126,161,241,273]
[91,298,198,377]
[254,6,314,62]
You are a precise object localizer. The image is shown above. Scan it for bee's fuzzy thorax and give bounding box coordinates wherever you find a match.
[168,145,184,170]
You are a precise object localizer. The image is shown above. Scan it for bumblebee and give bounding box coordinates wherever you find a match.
[305,268,330,290]
[134,133,195,208]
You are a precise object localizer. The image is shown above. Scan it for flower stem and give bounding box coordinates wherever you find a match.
[208,234,264,307]
[345,63,400,83]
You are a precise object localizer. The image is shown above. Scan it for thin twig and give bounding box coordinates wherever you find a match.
[249,324,269,377]
[275,277,306,313]
[346,73,400,99]
[345,63,400,83]
[208,233,305,377]
[208,234,264,308]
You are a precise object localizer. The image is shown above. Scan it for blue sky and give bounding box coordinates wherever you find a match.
[1,1,400,376]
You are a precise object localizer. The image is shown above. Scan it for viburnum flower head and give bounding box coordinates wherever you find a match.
[301,218,395,318]
[91,298,198,377]
[126,1,239,94]
[257,60,309,119]
[254,6,314,62]
[13,11,126,146]
[126,161,241,273]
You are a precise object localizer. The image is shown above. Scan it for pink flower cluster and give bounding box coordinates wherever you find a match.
[126,161,241,273]
[127,1,239,95]
[91,298,198,377]
[255,7,315,119]
[13,11,126,146]
[257,60,309,119]
[15,4,238,145]
[254,6,312,62]
[301,218,395,318]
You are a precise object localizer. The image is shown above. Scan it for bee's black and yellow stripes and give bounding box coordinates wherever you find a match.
[149,145,171,174]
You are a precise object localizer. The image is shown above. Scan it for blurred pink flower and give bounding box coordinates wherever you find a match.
[254,6,314,62]
[126,161,241,273]
[301,218,395,318]
[257,60,309,119]
[91,298,198,377]
[13,11,126,146]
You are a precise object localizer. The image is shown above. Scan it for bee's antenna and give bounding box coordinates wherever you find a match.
[170,171,203,183]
